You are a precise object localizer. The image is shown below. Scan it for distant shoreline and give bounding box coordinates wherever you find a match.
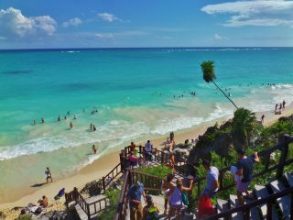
[1,46,292,52]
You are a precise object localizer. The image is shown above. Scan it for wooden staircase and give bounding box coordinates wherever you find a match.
[212,173,293,220]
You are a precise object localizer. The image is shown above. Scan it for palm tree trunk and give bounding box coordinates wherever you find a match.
[212,81,238,109]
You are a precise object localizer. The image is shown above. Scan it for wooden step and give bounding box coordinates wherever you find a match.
[254,185,280,220]
[216,199,229,213]
[284,173,293,187]
[75,204,89,220]
[229,195,244,220]
[244,198,262,220]
[229,194,262,220]
[269,180,291,219]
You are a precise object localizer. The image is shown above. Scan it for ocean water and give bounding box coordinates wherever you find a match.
[0,47,293,191]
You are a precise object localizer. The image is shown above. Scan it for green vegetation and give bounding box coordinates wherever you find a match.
[17,215,32,220]
[137,165,172,178]
[98,188,120,220]
[200,60,238,109]
[232,108,259,148]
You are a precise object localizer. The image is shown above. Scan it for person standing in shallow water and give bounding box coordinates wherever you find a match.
[45,167,53,183]
[92,144,97,154]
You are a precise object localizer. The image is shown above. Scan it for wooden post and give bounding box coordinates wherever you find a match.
[243,208,250,220]
[139,145,142,155]
[87,203,91,220]
[161,151,164,164]
[219,170,224,190]
[277,135,289,178]
[267,201,272,220]
[102,176,106,191]
[289,193,293,218]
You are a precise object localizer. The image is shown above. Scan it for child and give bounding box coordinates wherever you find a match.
[143,195,159,220]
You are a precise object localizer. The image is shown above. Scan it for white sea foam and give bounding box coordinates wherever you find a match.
[1,83,292,161]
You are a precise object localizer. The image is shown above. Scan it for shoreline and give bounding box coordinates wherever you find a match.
[0,104,292,210]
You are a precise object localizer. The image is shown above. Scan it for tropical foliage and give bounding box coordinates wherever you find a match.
[200,60,238,109]
[231,108,258,148]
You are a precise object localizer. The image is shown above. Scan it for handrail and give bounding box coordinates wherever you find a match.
[81,162,122,195]
[114,135,292,219]
[205,186,293,220]
[102,162,122,190]
[114,170,131,220]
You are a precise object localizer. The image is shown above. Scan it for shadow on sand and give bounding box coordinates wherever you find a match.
[31,183,46,188]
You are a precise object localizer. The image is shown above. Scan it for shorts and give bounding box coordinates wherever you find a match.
[237,180,250,193]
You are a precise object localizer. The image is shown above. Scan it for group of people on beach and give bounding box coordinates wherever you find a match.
[275,100,286,115]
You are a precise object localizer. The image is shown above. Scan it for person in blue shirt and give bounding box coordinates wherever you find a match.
[127,181,146,220]
[236,149,259,205]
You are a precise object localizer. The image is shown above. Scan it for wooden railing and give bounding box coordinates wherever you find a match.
[87,197,110,217]
[119,144,188,173]
[65,189,110,219]
[81,162,123,196]
[114,171,131,220]
[205,186,293,220]
[101,162,122,190]
[114,169,164,220]
[113,135,293,220]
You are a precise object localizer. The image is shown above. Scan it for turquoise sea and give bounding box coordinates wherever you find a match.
[0,48,293,192]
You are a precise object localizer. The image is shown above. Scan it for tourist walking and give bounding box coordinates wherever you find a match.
[130,142,136,152]
[144,140,153,162]
[283,100,286,109]
[236,149,259,205]
[202,159,219,198]
[167,178,194,219]
[45,167,53,183]
[162,173,175,215]
[127,181,146,220]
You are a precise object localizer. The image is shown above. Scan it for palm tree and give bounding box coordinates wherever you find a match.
[200,61,238,109]
[232,108,257,148]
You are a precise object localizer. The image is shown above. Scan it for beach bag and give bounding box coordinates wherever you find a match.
[198,195,215,218]
[182,192,189,206]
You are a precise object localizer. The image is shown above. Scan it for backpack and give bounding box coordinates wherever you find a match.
[145,207,159,220]
[181,192,189,206]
